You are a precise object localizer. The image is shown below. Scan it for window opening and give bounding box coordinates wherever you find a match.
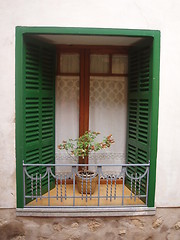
[16,28,160,210]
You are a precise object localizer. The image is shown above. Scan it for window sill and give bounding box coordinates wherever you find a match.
[16,207,156,217]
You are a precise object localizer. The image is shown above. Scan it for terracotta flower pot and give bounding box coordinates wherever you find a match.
[75,170,98,194]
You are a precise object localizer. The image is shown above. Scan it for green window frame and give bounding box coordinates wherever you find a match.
[16,27,160,208]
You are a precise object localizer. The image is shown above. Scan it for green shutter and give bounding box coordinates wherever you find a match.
[23,38,55,202]
[126,39,153,198]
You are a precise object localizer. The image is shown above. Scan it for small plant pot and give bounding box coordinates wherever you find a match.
[75,170,98,194]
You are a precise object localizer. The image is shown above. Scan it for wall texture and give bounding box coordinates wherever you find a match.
[0,0,180,208]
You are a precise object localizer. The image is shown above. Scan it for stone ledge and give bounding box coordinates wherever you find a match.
[16,207,156,217]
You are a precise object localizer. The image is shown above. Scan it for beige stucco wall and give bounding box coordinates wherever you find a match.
[0,0,180,208]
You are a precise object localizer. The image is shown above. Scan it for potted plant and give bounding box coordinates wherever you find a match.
[58,130,115,194]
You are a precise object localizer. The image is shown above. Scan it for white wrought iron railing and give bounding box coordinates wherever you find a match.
[23,162,150,208]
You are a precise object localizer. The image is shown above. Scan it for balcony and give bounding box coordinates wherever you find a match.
[21,162,150,215]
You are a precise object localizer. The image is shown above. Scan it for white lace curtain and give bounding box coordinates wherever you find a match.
[89,76,127,165]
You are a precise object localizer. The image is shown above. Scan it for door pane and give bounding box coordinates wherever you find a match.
[60,54,80,73]
[112,54,128,74]
[90,54,109,73]
[55,76,79,170]
[89,76,127,169]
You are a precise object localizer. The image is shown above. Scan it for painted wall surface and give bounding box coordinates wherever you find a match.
[0,0,180,208]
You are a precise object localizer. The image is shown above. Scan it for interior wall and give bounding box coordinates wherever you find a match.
[1,0,180,207]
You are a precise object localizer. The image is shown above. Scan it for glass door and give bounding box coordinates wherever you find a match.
[56,47,128,167]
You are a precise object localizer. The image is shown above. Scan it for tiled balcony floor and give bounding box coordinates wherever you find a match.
[28,183,144,207]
